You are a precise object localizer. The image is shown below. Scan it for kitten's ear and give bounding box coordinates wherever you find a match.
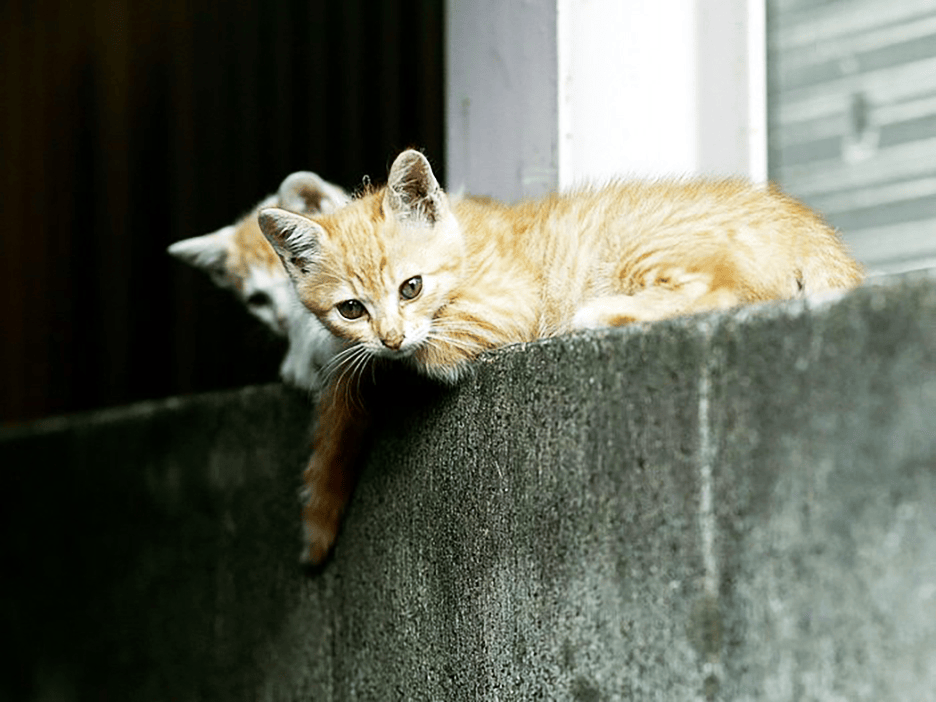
[384,150,447,225]
[277,171,350,215]
[167,227,235,288]
[258,207,324,277]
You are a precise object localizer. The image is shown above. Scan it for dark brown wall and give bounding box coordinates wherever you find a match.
[0,0,444,424]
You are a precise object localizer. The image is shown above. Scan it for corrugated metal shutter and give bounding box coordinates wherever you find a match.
[768,0,936,273]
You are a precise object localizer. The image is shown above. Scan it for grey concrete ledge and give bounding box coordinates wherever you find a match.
[2,269,935,701]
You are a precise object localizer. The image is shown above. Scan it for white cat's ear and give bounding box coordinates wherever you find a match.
[384,150,448,225]
[277,171,350,215]
[167,227,236,288]
[258,207,324,277]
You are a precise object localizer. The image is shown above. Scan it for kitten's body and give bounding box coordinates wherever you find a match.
[168,171,347,392]
[259,150,864,564]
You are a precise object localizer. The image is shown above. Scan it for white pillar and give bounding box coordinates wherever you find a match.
[446,0,766,201]
[445,0,561,201]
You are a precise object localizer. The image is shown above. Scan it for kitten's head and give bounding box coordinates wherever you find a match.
[168,171,348,336]
[258,150,464,363]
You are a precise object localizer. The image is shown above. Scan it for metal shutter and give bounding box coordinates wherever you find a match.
[768,0,936,273]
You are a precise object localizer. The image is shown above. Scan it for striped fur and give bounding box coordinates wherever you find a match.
[260,149,864,564]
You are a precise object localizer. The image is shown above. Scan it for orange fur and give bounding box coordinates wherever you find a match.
[259,149,865,564]
[299,371,373,565]
[226,204,285,284]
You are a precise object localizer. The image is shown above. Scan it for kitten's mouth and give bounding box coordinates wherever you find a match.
[371,338,423,360]
[377,345,417,359]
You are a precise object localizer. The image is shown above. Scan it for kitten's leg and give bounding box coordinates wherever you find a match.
[300,373,373,565]
[573,286,740,329]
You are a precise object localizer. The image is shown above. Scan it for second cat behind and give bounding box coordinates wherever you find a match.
[168,170,348,393]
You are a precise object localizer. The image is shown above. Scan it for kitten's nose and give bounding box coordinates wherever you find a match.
[381,332,404,350]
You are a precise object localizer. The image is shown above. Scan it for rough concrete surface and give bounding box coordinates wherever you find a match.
[2,269,934,701]
[0,386,333,701]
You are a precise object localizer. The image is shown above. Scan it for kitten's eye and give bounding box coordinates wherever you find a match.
[399,275,423,300]
[246,291,272,308]
[337,299,366,320]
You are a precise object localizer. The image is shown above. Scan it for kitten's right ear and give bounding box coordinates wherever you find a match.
[258,207,324,277]
[385,150,447,225]
[167,227,235,287]
[277,171,350,215]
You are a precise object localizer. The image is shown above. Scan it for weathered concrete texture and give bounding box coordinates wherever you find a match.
[0,386,334,702]
[711,275,936,702]
[2,269,935,701]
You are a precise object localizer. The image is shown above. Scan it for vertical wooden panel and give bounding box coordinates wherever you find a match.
[0,2,30,418]
[0,0,445,424]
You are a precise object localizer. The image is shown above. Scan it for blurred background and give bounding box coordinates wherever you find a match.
[0,0,443,425]
[2,0,935,425]
[767,0,936,277]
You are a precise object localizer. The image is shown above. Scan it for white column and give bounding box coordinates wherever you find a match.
[445,0,561,202]
[446,0,766,201]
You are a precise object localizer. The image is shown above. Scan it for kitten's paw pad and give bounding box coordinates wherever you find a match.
[299,542,331,568]
[299,513,339,567]
[299,535,333,567]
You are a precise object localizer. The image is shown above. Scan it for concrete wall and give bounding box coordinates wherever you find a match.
[2,269,935,701]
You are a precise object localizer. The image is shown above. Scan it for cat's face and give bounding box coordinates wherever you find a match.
[259,152,465,363]
[168,202,294,334]
[168,171,348,336]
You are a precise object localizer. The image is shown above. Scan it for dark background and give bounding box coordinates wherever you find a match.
[0,0,445,425]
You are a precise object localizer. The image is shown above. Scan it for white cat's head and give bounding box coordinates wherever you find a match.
[257,150,465,365]
[168,171,349,336]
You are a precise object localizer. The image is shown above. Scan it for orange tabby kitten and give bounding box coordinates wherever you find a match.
[258,149,864,564]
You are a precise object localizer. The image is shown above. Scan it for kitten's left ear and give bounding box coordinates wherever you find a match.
[258,207,324,277]
[384,150,448,225]
[167,227,235,288]
[277,171,349,215]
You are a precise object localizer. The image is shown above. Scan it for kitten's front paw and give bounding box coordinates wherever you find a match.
[572,302,634,330]
[571,306,602,330]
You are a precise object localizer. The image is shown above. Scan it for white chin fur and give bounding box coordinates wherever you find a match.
[368,344,415,361]
[414,359,468,385]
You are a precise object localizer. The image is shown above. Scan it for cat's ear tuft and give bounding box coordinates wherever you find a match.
[385,150,447,225]
[277,171,350,215]
[258,207,323,276]
[167,227,235,287]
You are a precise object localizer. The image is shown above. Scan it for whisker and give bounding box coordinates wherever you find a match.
[342,351,369,384]
[425,330,481,354]
[323,344,363,377]
[328,348,358,392]
[432,324,505,352]
[427,319,480,331]
[334,345,373,413]
[426,327,492,346]
[430,319,500,338]
[323,344,368,388]
[349,349,372,409]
